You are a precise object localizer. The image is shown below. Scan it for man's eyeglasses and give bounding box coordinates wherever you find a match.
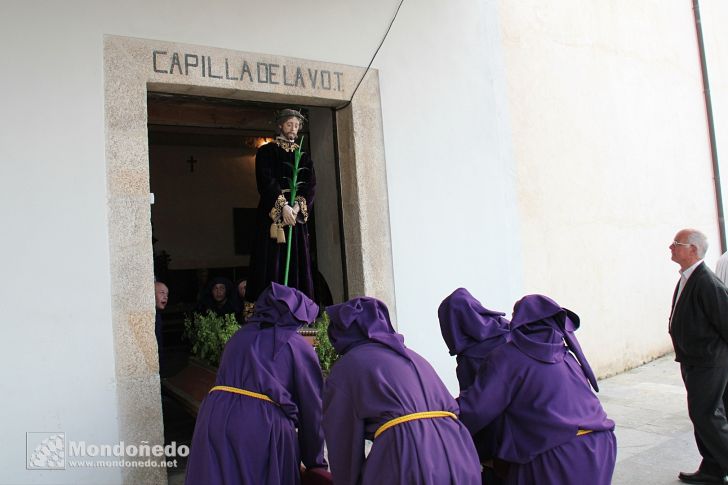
[670,241,693,248]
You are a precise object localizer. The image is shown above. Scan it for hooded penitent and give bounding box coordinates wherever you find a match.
[185,283,327,485]
[323,297,482,485]
[247,281,319,357]
[326,296,408,358]
[510,294,599,392]
[438,287,511,390]
[456,294,617,485]
[196,276,241,316]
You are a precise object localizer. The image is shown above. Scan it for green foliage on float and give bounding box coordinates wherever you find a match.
[313,311,338,376]
[184,311,240,367]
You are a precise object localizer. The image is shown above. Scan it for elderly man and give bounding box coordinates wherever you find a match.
[245,108,316,314]
[669,228,728,484]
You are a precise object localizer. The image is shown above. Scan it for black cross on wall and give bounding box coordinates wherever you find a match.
[187,156,197,173]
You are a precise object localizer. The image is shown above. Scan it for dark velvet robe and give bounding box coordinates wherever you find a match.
[246,140,316,303]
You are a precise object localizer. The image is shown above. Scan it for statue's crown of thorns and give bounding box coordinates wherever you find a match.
[276,108,307,124]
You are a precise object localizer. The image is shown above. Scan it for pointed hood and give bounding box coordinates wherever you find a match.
[438,288,510,356]
[510,294,599,392]
[247,282,319,357]
[326,297,408,358]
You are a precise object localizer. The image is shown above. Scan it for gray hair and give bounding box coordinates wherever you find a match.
[686,229,709,258]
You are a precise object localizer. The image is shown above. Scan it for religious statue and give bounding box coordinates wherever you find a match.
[244,108,316,315]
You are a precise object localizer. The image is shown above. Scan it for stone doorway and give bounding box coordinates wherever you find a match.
[104,35,394,484]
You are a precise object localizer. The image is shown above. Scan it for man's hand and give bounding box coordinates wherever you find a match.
[292,202,301,220]
[282,204,296,226]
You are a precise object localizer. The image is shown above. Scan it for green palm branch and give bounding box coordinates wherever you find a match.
[283,136,304,286]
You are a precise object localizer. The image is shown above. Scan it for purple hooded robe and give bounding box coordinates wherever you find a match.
[438,288,511,479]
[185,283,327,485]
[457,294,617,485]
[438,287,511,391]
[323,297,482,485]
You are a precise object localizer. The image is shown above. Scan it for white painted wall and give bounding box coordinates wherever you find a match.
[370,0,523,392]
[1,0,727,482]
[701,0,728,243]
[498,0,725,375]
[1,2,122,483]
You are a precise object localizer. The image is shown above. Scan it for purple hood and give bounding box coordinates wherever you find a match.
[326,297,408,358]
[438,287,510,357]
[247,282,319,357]
[511,294,599,392]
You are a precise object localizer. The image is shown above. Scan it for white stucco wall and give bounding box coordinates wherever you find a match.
[498,0,725,375]
[1,3,122,484]
[371,0,523,391]
[701,0,728,239]
[1,0,726,483]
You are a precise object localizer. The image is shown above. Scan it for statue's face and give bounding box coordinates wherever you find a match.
[278,117,301,141]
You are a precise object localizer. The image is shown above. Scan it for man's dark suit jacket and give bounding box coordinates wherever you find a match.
[669,261,728,366]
